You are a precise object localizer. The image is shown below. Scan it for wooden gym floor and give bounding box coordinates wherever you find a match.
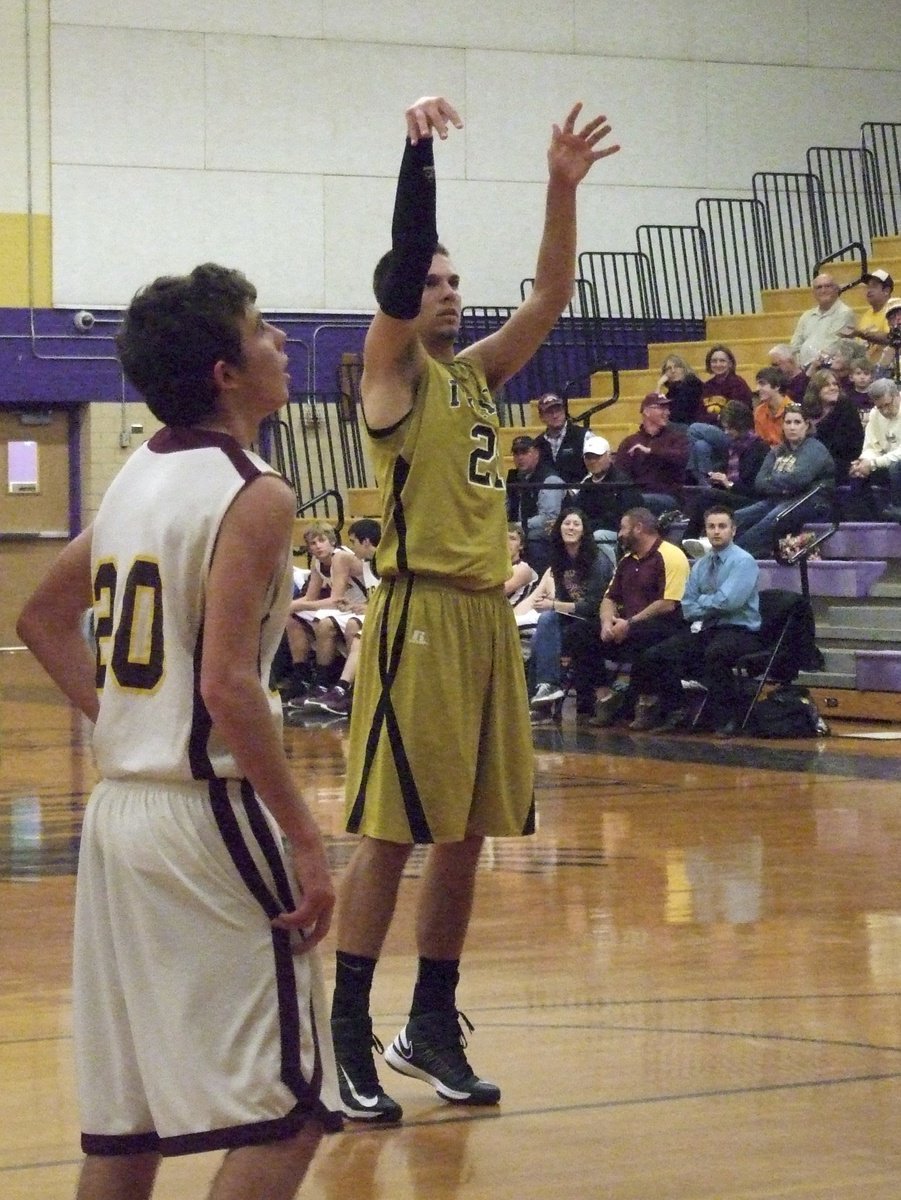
[2,647,901,1199]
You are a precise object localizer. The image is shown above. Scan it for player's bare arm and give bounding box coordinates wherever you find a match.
[462,103,620,391]
[17,527,99,722]
[362,96,463,431]
[201,473,334,947]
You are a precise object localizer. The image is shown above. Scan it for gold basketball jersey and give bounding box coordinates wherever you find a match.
[367,354,509,590]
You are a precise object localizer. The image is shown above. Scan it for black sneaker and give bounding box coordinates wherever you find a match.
[383,1011,500,1105]
[331,1015,403,1124]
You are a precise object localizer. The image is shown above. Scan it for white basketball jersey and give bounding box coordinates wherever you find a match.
[91,427,293,782]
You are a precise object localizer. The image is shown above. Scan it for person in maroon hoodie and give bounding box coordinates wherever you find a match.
[700,344,754,422]
[614,393,689,513]
[687,344,755,482]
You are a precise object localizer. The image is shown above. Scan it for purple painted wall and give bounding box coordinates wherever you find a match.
[0,307,369,407]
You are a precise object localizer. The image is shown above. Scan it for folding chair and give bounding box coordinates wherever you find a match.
[689,589,818,733]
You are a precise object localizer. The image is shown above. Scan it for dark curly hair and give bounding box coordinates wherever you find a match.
[549,507,597,580]
[117,263,257,426]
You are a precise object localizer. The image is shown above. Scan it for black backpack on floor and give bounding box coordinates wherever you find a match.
[745,684,827,738]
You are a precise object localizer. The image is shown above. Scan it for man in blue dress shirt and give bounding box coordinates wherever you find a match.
[629,504,762,735]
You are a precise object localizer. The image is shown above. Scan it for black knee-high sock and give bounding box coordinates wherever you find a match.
[410,957,460,1018]
[332,951,377,1020]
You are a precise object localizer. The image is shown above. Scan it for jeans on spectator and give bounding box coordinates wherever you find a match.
[734,493,831,558]
[593,528,619,569]
[530,610,562,687]
[640,491,680,516]
[531,610,605,709]
[688,423,729,482]
[684,486,753,537]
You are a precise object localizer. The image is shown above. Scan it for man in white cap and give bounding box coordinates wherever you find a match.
[570,432,642,563]
[842,269,895,361]
[875,297,901,380]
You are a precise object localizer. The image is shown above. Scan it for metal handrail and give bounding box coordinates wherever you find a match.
[568,364,620,426]
[295,487,345,531]
[813,241,868,291]
[771,483,840,600]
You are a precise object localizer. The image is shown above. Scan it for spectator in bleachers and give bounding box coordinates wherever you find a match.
[283,521,357,703]
[841,269,895,361]
[301,518,382,717]
[848,378,901,522]
[614,393,690,514]
[753,367,791,446]
[589,507,689,728]
[801,370,863,483]
[815,337,870,395]
[848,357,877,423]
[874,298,901,380]
[789,273,855,370]
[768,344,809,403]
[628,504,762,735]
[506,434,564,575]
[533,392,587,484]
[687,346,754,482]
[570,432,641,564]
[681,400,769,539]
[505,523,539,605]
[655,354,706,426]
[700,344,754,422]
[733,404,836,558]
[527,509,612,720]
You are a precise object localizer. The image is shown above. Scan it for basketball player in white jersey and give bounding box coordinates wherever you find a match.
[17,263,341,1200]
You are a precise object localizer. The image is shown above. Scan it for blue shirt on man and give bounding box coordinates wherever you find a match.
[681,541,761,630]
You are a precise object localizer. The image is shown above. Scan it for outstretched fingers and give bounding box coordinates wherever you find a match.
[405,96,464,144]
[561,100,584,134]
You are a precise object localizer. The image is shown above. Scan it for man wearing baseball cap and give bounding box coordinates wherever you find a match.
[875,297,901,380]
[613,393,690,513]
[533,392,588,484]
[506,434,565,575]
[842,269,895,361]
[570,432,642,558]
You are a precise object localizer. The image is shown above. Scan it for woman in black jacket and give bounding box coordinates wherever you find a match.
[801,369,864,483]
[527,509,613,719]
[656,354,706,426]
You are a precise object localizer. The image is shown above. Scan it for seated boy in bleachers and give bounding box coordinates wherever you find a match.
[283,521,360,706]
[301,518,382,717]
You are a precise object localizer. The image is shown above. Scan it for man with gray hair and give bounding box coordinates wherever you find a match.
[768,344,810,403]
[790,274,855,369]
[848,378,901,521]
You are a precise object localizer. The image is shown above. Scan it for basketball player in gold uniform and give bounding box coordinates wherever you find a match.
[332,95,620,1122]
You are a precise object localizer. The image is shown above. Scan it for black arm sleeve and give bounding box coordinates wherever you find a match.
[377,138,439,320]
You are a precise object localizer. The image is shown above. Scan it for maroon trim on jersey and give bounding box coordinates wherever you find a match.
[148,426,263,484]
[84,1101,341,1159]
[205,781,341,1138]
[188,627,215,779]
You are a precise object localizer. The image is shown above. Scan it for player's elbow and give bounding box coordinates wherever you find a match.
[16,597,46,652]
[200,663,257,727]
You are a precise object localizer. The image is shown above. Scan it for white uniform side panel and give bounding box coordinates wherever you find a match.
[91,428,292,782]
